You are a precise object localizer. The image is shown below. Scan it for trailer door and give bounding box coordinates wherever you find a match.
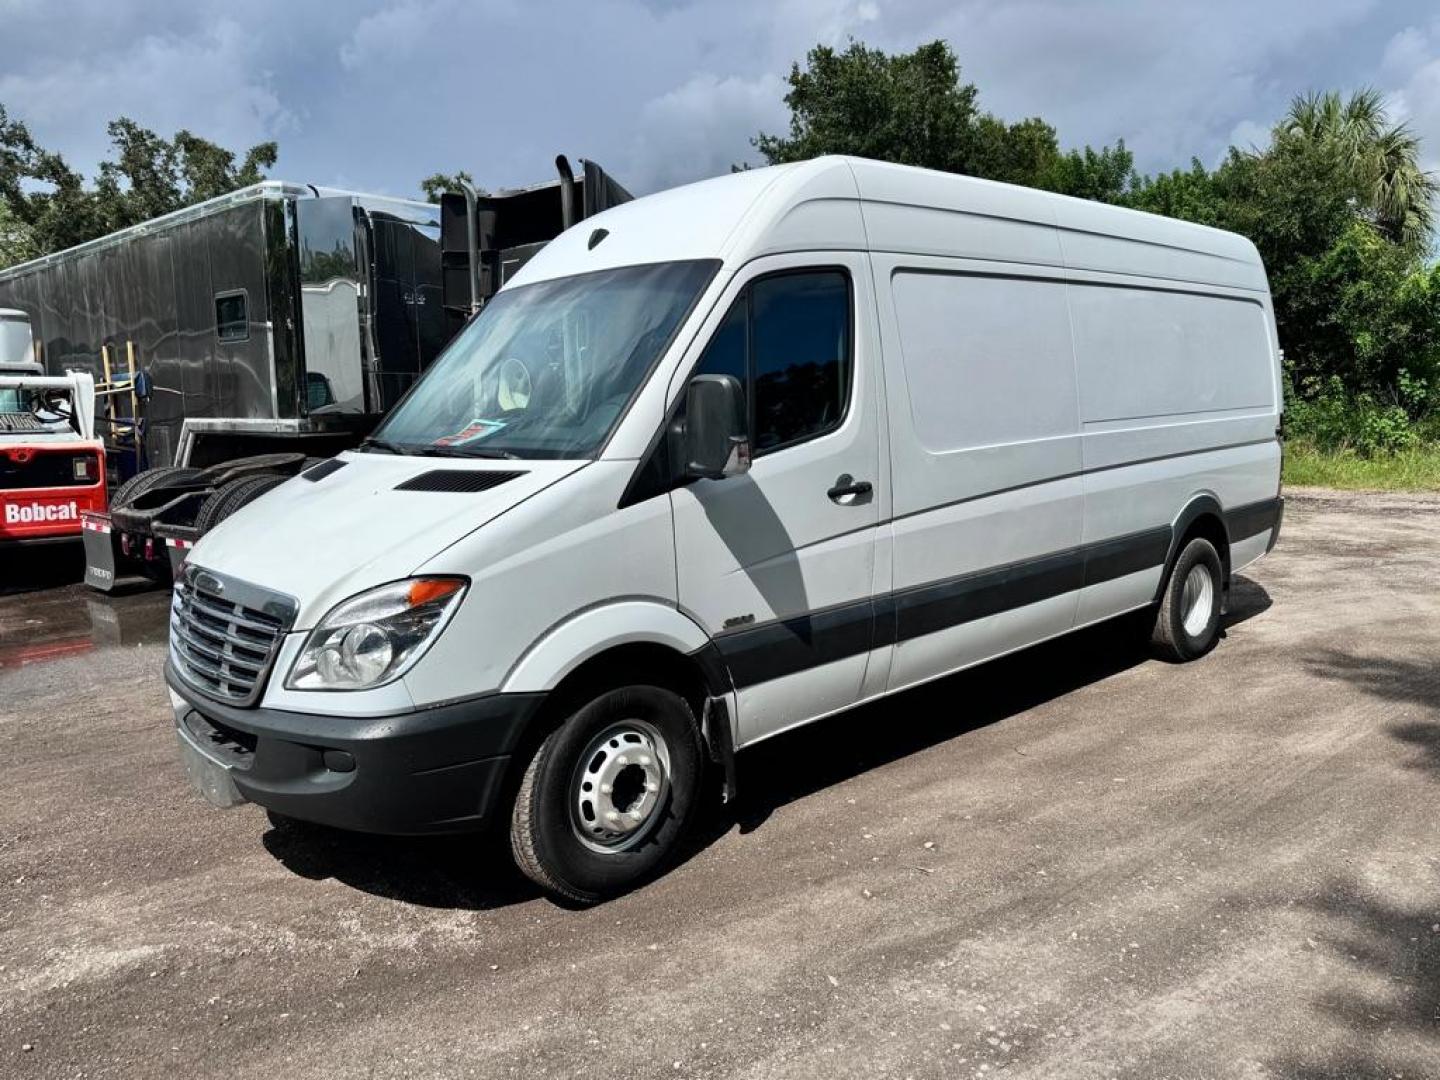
[296,197,366,415]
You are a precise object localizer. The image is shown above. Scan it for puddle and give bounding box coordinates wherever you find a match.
[0,549,171,668]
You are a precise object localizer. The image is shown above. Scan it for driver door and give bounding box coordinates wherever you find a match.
[670,253,884,746]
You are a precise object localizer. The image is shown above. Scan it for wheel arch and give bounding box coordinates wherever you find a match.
[494,603,735,821]
[501,600,721,696]
[1154,494,1232,604]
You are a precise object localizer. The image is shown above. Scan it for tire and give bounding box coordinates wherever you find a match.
[1150,536,1224,662]
[510,686,704,904]
[109,465,204,509]
[194,473,289,535]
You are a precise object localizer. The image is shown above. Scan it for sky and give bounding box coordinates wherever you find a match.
[2,0,1439,201]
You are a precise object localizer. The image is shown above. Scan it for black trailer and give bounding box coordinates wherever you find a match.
[0,156,629,588]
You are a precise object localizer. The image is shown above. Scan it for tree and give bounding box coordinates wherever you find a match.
[0,199,36,267]
[420,170,476,203]
[1277,89,1436,248]
[754,40,1131,199]
[1124,160,1225,227]
[0,106,277,268]
[755,41,980,173]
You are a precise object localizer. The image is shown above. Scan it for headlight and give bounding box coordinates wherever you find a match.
[285,577,467,691]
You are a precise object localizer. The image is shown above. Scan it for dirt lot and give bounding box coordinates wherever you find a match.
[1,489,1437,1080]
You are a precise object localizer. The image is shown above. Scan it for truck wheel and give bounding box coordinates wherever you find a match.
[109,466,203,509]
[194,473,289,535]
[510,686,703,904]
[1150,536,1224,662]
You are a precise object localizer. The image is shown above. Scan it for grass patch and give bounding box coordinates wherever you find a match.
[1282,439,1440,490]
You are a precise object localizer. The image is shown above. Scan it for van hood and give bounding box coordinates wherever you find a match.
[188,453,585,627]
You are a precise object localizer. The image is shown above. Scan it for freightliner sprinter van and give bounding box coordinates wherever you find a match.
[167,157,1284,903]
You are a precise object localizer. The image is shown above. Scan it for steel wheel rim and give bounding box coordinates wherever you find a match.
[570,720,671,854]
[1180,563,1215,638]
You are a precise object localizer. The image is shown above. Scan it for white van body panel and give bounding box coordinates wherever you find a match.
[192,454,587,628]
[408,462,679,705]
[173,157,1281,789]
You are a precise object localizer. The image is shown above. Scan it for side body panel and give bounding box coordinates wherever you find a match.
[667,249,884,746]
[868,246,1084,696]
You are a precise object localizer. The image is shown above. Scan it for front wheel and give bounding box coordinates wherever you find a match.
[509,686,703,904]
[1150,536,1224,662]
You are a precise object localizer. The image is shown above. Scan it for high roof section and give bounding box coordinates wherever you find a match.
[511,155,1267,294]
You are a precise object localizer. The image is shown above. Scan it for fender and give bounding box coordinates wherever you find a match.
[1152,494,1231,604]
[500,599,714,694]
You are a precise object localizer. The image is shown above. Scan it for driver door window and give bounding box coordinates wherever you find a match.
[692,270,852,456]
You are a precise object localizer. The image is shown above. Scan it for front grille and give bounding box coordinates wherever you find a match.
[170,575,288,705]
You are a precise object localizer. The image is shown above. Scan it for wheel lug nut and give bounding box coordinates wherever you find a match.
[605,810,619,822]
[646,782,658,793]
[629,810,642,820]
[600,783,612,794]
[639,756,652,766]
[616,755,628,766]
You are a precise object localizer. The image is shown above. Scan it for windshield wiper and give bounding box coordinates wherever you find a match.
[423,443,520,460]
[359,437,418,455]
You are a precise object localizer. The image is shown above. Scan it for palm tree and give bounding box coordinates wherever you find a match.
[1277,89,1437,247]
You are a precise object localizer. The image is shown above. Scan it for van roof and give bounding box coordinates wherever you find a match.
[510,156,1267,294]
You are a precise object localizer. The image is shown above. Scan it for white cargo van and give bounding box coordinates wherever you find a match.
[167,157,1283,902]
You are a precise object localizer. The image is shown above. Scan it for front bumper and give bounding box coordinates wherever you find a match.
[167,660,547,835]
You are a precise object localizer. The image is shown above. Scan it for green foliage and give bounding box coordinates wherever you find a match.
[1287,380,1418,455]
[420,170,476,203]
[1124,160,1226,227]
[0,105,276,268]
[754,41,1130,199]
[1282,440,1440,490]
[0,199,37,267]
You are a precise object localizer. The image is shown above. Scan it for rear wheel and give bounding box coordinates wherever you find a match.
[109,465,203,509]
[1150,536,1224,661]
[509,686,703,904]
[194,473,289,535]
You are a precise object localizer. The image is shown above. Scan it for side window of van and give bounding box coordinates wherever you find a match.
[693,270,851,456]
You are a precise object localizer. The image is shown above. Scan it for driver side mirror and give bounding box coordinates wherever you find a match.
[683,374,750,480]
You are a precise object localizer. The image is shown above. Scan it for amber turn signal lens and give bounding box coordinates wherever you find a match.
[406,578,465,608]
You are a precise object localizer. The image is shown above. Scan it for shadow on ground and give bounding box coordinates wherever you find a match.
[1303,648,1440,779]
[0,542,85,596]
[1269,645,1440,1078]
[262,577,1273,909]
[1267,879,1440,1079]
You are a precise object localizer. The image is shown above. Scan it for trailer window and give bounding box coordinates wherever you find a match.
[215,292,249,343]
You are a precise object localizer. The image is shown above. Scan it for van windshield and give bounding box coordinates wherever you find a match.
[371,259,719,460]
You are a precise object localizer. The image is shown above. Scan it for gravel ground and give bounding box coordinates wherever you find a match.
[0,489,1437,1080]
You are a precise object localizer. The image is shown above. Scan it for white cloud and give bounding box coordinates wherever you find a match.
[1380,20,1440,175]
[3,0,1440,199]
[0,19,297,175]
[628,72,790,191]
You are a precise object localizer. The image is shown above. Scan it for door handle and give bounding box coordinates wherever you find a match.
[827,474,873,503]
